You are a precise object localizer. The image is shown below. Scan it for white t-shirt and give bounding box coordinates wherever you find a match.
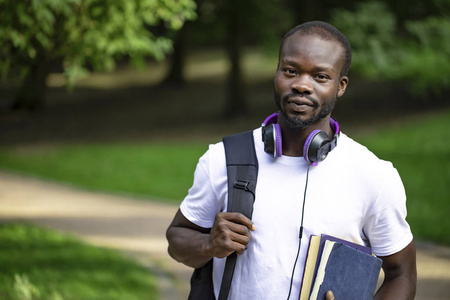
[180,128,413,300]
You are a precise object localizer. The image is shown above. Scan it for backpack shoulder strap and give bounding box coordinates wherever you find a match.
[218,130,258,300]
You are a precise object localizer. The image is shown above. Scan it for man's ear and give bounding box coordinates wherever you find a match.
[337,76,349,97]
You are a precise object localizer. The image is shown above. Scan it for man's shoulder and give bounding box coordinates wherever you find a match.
[338,132,395,171]
[201,128,260,169]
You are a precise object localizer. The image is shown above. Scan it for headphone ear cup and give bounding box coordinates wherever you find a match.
[303,130,330,163]
[273,123,282,157]
[262,124,275,156]
[262,124,283,157]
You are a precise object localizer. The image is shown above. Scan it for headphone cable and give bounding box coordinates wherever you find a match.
[286,163,311,299]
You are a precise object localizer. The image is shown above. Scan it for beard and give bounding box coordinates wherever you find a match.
[274,90,337,129]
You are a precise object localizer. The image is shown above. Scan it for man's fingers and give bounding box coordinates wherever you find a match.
[229,229,251,245]
[207,212,256,258]
[236,248,246,256]
[218,212,255,231]
[326,290,335,300]
[227,220,252,237]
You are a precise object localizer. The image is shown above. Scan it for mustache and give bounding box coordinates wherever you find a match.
[282,93,319,108]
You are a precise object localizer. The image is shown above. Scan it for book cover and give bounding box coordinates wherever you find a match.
[318,234,371,255]
[310,234,372,289]
[309,241,382,300]
[299,235,321,300]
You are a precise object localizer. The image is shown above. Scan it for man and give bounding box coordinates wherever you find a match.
[166,21,416,299]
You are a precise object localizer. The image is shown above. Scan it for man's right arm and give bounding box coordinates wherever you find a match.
[166,209,255,269]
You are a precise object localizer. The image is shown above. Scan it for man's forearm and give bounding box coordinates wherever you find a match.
[374,241,417,300]
[166,226,213,269]
[373,275,416,300]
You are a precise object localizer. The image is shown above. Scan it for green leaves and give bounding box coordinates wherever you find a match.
[0,0,197,84]
[331,1,450,95]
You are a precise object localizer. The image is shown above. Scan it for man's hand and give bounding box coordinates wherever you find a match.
[166,209,255,269]
[205,212,256,258]
[326,291,335,300]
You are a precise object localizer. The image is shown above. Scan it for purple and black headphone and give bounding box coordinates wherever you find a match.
[261,112,340,164]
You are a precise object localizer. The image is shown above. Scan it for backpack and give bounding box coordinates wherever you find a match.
[188,130,259,300]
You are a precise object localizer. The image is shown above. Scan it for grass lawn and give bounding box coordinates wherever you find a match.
[0,110,448,245]
[0,223,158,300]
[0,142,208,202]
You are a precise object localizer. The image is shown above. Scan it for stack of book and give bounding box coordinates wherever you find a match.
[299,234,383,300]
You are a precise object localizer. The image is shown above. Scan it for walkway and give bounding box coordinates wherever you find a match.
[0,171,449,299]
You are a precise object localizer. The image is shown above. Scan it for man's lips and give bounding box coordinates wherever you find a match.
[285,96,316,112]
[286,97,314,106]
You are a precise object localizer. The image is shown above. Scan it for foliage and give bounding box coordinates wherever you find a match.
[0,0,197,87]
[0,223,158,299]
[331,1,450,95]
[12,274,41,300]
[190,0,291,54]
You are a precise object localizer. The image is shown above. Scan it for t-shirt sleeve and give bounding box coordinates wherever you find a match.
[363,165,413,257]
[180,142,227,229]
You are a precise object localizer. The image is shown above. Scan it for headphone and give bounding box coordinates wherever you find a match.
[261,112,340,164]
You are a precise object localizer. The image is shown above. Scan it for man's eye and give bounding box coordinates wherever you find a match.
[315,74,329,81]
[285,69,296,75]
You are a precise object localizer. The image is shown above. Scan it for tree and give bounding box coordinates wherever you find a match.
[161,0,291,118]
[221,0,247,117]
[0,0,197,110]
[212,0,290,118]
[160,20,192,87]
[331,1,450,96]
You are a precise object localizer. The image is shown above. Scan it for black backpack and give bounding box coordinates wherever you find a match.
[187,130,259,300]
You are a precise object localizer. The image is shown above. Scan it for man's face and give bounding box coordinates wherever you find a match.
[274,33,348,129]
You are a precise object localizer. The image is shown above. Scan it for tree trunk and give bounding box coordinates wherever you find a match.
[161,23,190,87]
[223,1,247,118]
[11,59,52,111]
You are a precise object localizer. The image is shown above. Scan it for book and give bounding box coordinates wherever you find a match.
[308,241,382,300]
[310,234,372,289]
[299,235,321,300]
[317,234,372,257]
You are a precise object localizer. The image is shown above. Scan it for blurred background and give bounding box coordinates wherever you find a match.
[0,0,449,299]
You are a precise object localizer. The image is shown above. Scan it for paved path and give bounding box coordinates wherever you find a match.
[0,170,449,299]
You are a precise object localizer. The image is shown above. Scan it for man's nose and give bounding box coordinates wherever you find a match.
[291,75,313,94]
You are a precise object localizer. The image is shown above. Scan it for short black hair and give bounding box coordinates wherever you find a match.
[278,21,352,77]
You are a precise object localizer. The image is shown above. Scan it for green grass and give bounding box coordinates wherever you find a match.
[0,142,207,202]
[356,110,450,245]
[0,223,158,300]
[0,111,449,245]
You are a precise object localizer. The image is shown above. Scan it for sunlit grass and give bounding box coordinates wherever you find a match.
[0,223,158,300]
[0,142,207,202]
